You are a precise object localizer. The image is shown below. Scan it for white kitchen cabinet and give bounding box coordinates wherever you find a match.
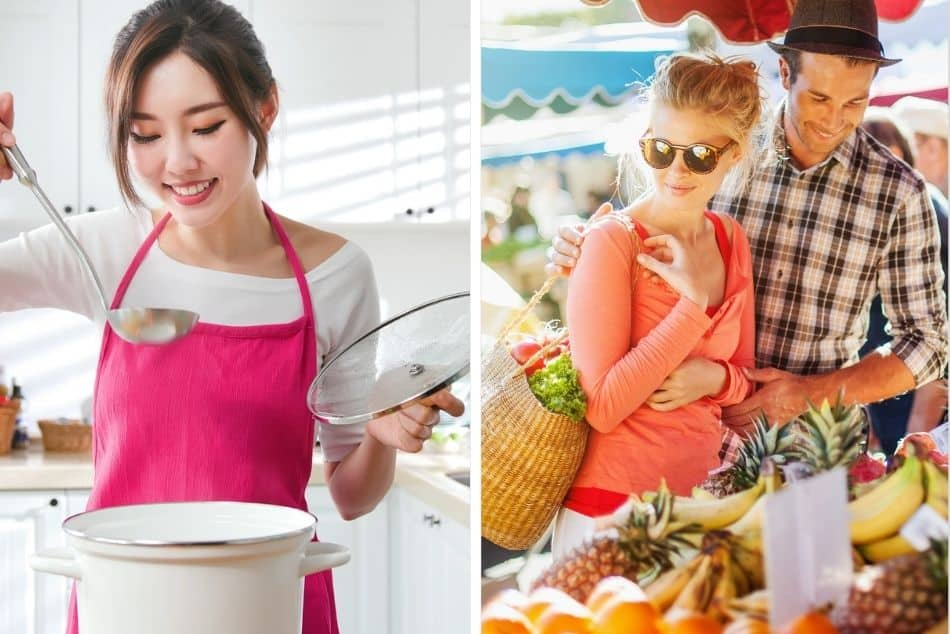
[0,491,69,634]
[390,487,469,634]
[305,485,390,634]
[418,0,471,221]
[0,1,79,236]
[0,0,467,230]
[249,0,469,223]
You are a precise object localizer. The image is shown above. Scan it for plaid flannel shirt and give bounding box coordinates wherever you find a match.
[710,109,947,386]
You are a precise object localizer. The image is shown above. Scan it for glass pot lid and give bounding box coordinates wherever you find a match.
[307,292,470,425]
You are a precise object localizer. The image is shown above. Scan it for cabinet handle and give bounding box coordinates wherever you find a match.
[49,498,58,507]
[430,516,441,526]
[405,208,413,216]
[87,205,96,213]
[426,206,435,214]
[63,205,73,214]
[423,513,434,524]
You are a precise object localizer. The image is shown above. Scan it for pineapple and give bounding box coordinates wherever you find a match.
[704,416,797,497]
[790,397,867,474]
[833,539,948,633]
[531,483,694,603]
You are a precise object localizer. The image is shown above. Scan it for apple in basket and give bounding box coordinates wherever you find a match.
[509,337,545,377]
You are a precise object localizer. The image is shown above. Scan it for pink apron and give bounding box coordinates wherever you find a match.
[66,203,338,634]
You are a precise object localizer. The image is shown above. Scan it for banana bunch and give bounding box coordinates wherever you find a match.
[696,462,783,537]
[644,532,765,621]
[723,589,769,623]
[857,456,948,562]
[671,478,765,530]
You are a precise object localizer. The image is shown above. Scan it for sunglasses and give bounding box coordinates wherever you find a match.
[638,137,737,175]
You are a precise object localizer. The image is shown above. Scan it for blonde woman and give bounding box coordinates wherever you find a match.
[555,54,762,557]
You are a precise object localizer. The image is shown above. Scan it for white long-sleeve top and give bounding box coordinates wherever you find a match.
[0,206,378,461]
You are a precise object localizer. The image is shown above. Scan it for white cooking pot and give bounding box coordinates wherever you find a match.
[31,501,349,634]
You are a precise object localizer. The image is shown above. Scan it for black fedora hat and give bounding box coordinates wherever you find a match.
[767,0,900,67]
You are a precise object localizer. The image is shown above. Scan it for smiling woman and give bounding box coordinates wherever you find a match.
[0,1,465,633]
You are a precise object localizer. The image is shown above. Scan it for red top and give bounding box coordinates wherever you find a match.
[564,211,755,517]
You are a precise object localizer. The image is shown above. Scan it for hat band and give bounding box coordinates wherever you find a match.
[784,25,884,55]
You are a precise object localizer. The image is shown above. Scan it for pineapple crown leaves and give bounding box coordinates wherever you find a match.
[788,395,866,472]
[726,414,798,489]
[615,480,693,575]
[928,538,948,595]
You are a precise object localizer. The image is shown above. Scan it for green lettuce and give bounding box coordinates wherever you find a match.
[527,352,587,422]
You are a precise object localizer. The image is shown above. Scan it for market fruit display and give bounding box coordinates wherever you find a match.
[483,576,682,634]
[832,539,948,633]
[530,483,698,603]
[703,417,796,497]
[499,397,950,633]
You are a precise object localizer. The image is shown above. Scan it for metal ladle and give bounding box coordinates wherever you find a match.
[1,144,198,344]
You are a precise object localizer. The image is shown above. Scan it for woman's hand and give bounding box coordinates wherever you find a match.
[544,202,613,277]
[646,358,726,411]
[637,234,708,309]
[365,388,465,453]
[0,92,15,181]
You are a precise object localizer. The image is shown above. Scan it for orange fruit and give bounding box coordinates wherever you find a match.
[663,613,724,634]
[492,588,531,612]
[723,616,772,634]
[586,576,647,614]
[481,600,536,634]
[591,595,661,634]
[779,611,838,634]
[535,594,594,634]
[522,587,581,624]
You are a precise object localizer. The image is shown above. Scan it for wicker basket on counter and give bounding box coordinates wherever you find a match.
[0,406,16,455]
[38,419,92,453]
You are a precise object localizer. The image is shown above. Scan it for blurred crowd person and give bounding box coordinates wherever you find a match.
[894,96,949,197]
[859,106,949,453]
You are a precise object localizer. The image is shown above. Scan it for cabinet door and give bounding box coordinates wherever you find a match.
[390,488,470,633]
[418,0,471,221]
[390,488,432,633]
[434,512,471,632]
[305,486,390,634]
[0,1,79,239]
[249,0,420,222]
[0,491,69,634]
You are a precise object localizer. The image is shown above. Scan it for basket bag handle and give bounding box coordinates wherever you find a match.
[495,212,643,381]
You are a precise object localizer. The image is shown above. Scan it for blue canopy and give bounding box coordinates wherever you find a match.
[482,23,687,122]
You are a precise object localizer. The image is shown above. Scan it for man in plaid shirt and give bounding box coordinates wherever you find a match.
[549,0,947,438]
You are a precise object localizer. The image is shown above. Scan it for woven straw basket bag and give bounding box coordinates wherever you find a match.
[481,213,641,549]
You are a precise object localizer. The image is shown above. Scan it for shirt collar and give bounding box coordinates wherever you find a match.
[772,101,858,172]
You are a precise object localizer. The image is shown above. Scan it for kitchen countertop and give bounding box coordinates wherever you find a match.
[0,443,471,527]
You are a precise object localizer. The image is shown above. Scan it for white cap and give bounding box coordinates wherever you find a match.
[892,96,949,140]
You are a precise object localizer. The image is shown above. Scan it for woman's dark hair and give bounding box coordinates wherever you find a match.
[105,0,275,208]
[862,107,916,168]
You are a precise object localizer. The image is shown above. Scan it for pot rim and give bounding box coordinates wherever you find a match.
[63,501,316,547]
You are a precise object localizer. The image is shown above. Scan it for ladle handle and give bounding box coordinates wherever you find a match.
[2,144,112,318]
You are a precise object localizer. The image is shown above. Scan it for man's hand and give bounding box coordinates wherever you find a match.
[544,202,613,277]
[721,367,817,432]
[646,358,726,411]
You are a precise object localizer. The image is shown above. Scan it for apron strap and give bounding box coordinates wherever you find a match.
[263,203,316,326]
[110,212,172,310]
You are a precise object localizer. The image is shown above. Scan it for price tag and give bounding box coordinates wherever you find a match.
[764,467,853,629]
[900,504,950,550]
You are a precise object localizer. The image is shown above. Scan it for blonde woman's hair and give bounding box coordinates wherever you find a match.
[618,53,766,203]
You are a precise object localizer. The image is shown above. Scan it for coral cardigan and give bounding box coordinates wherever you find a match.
[564,211,756,516]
